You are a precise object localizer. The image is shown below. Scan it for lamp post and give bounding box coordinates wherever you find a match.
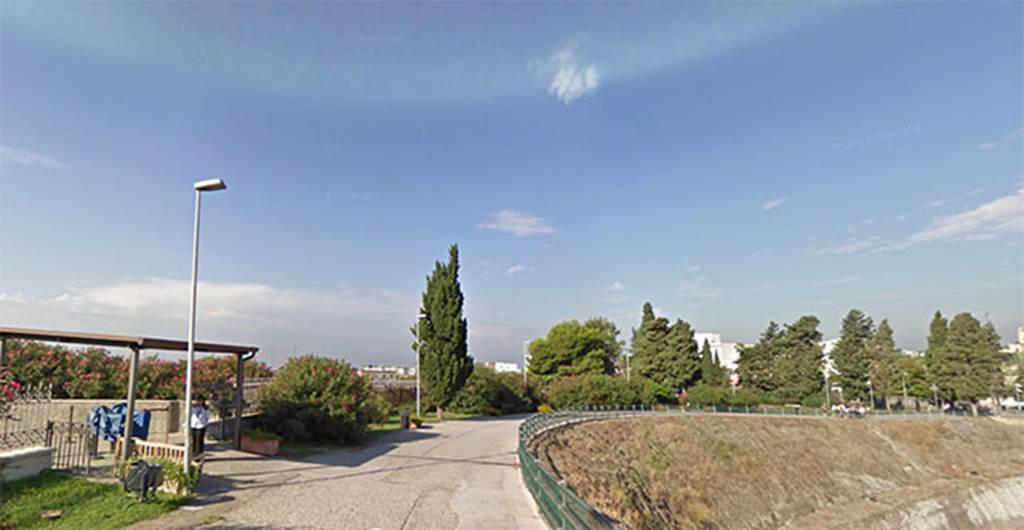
[522,340,530,394]
[624,346,631,383]
[416,312,427,417]
[183,178,226,476]
[824,372,831,410]
[867,380,875,410]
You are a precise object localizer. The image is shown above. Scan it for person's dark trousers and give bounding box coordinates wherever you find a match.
[191,427,206,455]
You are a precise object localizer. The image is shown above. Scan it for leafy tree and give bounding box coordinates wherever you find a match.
[866,319,899,409]
[736,322,782,393]
[935,313,1000,413]
[771,316,825,403]
[831,309,874,401]
[542,374,670,409]
[698,338,727,387]
[528,318,620,377]
[895,354,931,402]
[416,244,473,419]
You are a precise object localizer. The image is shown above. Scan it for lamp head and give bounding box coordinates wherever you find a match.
[194,178,227,192]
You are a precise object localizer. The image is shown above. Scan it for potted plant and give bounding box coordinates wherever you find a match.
[240,428,282,456]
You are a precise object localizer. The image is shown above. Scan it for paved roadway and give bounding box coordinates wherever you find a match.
[132,416,546,530]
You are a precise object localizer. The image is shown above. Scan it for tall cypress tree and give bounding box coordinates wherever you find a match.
[698,338,726,387]
[631,302,670,382]
[831,309,874,401]
[925,310,948,391]
[416,244,472,419]
[659,318,700,391]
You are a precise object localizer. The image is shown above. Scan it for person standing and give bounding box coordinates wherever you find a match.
[190,396,210,456]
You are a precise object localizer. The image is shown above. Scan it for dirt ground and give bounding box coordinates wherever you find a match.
[531,415,1024,530]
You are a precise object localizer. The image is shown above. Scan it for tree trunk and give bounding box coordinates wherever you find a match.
[436,406,444,421]
[970,402,978,417]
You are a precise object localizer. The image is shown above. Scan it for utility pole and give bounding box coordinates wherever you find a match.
[416,312,427,417]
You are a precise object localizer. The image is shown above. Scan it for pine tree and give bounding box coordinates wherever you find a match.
[831,309,874,401]
[416,244,473,419]
[867,319,899,410]
[736,322,782,393]
[938,313,999,414]
[659,319,700,391]
[771,316,825,404]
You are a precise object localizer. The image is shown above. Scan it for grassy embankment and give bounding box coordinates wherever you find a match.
[533,415,1024,530]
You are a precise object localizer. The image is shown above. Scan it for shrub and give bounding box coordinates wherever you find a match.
[409,414,424,428]
[800,395,826,408]
[366,392,392,425]
[241,428,282,441]
[725,387,764,407]
[687,385,731,407]
[118,457,199,495]
[537,404,554,414]
[258,355,372,444]
[543,374,669,409]
[449,365,540,415]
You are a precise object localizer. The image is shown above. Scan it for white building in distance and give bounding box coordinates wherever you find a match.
[693,333,744,371]
[482,361,520,373]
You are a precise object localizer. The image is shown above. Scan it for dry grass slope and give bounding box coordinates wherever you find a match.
[532,416,1024,530]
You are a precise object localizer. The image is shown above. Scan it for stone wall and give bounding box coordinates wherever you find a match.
[0,446,53,481]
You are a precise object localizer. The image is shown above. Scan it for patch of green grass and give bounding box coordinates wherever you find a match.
[0,471,188,529]
[367,415,404,439]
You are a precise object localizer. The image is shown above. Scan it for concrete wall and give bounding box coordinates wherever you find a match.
[6,399,185,442]
[0,446,53,482]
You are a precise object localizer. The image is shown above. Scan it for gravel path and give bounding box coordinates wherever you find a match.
[130,416,545,530]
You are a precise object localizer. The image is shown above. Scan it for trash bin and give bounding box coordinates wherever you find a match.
[400,410,411,430]
[124,460,163,500]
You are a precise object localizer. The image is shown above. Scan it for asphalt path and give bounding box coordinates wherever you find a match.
[130,416,546,530]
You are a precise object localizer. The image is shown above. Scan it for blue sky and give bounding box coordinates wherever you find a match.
[1,2,1021,366]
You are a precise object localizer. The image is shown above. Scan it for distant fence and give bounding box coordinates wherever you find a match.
[518,404,1024,529]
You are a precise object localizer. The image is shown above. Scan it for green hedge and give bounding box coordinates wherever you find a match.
[543,374,670,409]
[449,365,540,415]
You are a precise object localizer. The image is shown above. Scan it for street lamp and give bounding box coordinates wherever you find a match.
[415,312,427,417]
[867,380,875,410]
[624,346,632,383]
[183,178,226,475]
[522,340,530,394]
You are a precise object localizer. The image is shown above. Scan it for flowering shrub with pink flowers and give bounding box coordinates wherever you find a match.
[4,340,272,400]
[257,355,373,444]
[0,368,21,420]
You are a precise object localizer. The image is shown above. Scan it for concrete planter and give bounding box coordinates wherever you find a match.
[240,435,279,456]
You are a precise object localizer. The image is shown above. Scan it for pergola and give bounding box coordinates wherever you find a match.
[0,326,259,457]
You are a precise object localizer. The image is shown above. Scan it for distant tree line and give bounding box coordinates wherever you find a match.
[526,303,1019,413]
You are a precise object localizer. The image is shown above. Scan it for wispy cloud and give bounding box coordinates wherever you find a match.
[812,276,858,287]
[530,38,600,106]
[977,128,1023,151]
[911,189,1024,243]
[816,236,883,255]
[478,209,557,237]
[0,144,68,169]
[762,197,787,211]
[677,272,723,302]
[604,281,625,292]
[817,189,1024,257]
[505,264,534,275]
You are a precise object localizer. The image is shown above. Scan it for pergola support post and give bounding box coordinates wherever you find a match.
[123,345,141,461]
[234,352,245,450]
[0,335,7,368]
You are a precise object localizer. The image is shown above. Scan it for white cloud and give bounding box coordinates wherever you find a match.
[927,199,948,208]
[531,39,600,105]
[977,128,1023,151]
[686,265,702,273]
[505,264,534,275]
[478,209,557,237]
[812,276,858,287]
[897,213,910,221]
[762,197,787,211]
[604,281,625,292]
[0,145,68,169]
[911,189,1024,243]
[815,235,883,255]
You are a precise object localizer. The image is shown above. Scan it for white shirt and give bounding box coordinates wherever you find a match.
[190,406,210,429]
